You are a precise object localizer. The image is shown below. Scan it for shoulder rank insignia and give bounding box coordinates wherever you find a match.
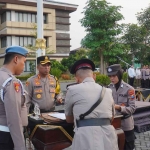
[14,82,20,92]
[128,89,135,100]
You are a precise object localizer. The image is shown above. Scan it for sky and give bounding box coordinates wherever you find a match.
[57,0,150,50]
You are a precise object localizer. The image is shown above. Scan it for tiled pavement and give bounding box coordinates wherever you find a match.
[26,130,150,150]
[135,131,150,150]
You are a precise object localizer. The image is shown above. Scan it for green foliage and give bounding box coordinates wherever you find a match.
[61,48,88,71]
[29,61,36,75]
[16,74,32,81]
[51,60,67,72]
[80,0,124,71]
[95,72,128,86]
[96,74,110,86]
[121,23,149,65]
[122,72,128,82]
[50,68,62,79]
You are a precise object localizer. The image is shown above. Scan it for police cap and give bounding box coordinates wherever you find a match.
[5,46,28,57]
[70,58,95,74]
[107,64,121,76]
[37,56,51,65]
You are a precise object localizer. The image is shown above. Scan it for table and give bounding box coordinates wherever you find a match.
[29,114,125,150]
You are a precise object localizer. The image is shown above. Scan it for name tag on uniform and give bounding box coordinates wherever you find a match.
[34,86,42,88]
[119,94,127,97]
[34,89,43,93]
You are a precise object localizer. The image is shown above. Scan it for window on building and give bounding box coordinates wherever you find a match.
[31,14,36,23]
[15,36,19,45]
[1,12,6,23]
[24,60,36,72]
[20,37,24,46]
[19,13,23,22]
[23,13,27,22]
[1,36,7,48]
[27,13,31,22]
[15,12,19,21]
[7,36,12,47]
[1,36,12,48]
[24,37,28,46]
[43,14,47,24]
[1,11,11,23]
[14,36,38,47]
[6,11,11,21]
[15,12,47,23]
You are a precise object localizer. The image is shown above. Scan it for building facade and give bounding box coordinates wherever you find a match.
[0,0,77,72]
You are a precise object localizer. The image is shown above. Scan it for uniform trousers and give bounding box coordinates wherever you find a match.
[141,79,145,88]
[144,79,149,88]
[0,131,14,150]
[129,77,135,87]
[124,130,135,150]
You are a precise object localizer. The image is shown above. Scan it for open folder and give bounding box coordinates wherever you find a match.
[48,112,66,120]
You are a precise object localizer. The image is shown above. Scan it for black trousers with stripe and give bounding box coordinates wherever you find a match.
[0,131,14,150]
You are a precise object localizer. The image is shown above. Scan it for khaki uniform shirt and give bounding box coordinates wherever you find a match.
[25,74,60,112]
[0,67,26,150]
[108,80,136,131]
[65,77,118,150]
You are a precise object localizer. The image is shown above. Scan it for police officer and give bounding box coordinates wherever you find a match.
[65,59,118,150]
[107,64,136,150]
[0,46,28,150]
[143,65,150,88]
[25,56,62,113]
[141,65,145,88]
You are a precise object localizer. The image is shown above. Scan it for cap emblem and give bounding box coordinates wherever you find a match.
[108,68,112,72]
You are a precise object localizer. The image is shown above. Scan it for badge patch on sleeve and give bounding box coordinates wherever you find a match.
[25,81,30,86]
[14,82,20,92]
[128,89,135,100]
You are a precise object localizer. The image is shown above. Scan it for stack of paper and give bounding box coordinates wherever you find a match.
[48,113,66,120]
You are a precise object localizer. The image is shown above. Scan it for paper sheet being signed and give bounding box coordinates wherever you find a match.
[48,113,66,120]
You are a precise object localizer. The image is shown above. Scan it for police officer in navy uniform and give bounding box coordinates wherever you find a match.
[107,64,136,150]
[25,56,62,113]
[0,46,28,150]
[65,59,118,150]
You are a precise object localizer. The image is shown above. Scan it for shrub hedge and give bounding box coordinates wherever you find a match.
[95,72,128,86]
[16,74,32,81]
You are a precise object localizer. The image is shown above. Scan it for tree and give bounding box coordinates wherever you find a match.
[121,24,147,65]
[80,0,124,74]
[136,6,150,64]
[61,48,88,71]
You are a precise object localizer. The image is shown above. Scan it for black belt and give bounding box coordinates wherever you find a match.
[76,118,110,128]
[121,114,131,120]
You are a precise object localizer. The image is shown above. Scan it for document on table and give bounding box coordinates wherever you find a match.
[48,113,66,120]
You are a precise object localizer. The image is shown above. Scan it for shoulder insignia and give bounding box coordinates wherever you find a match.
[128,89,135,100]
[14,82,20,92]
